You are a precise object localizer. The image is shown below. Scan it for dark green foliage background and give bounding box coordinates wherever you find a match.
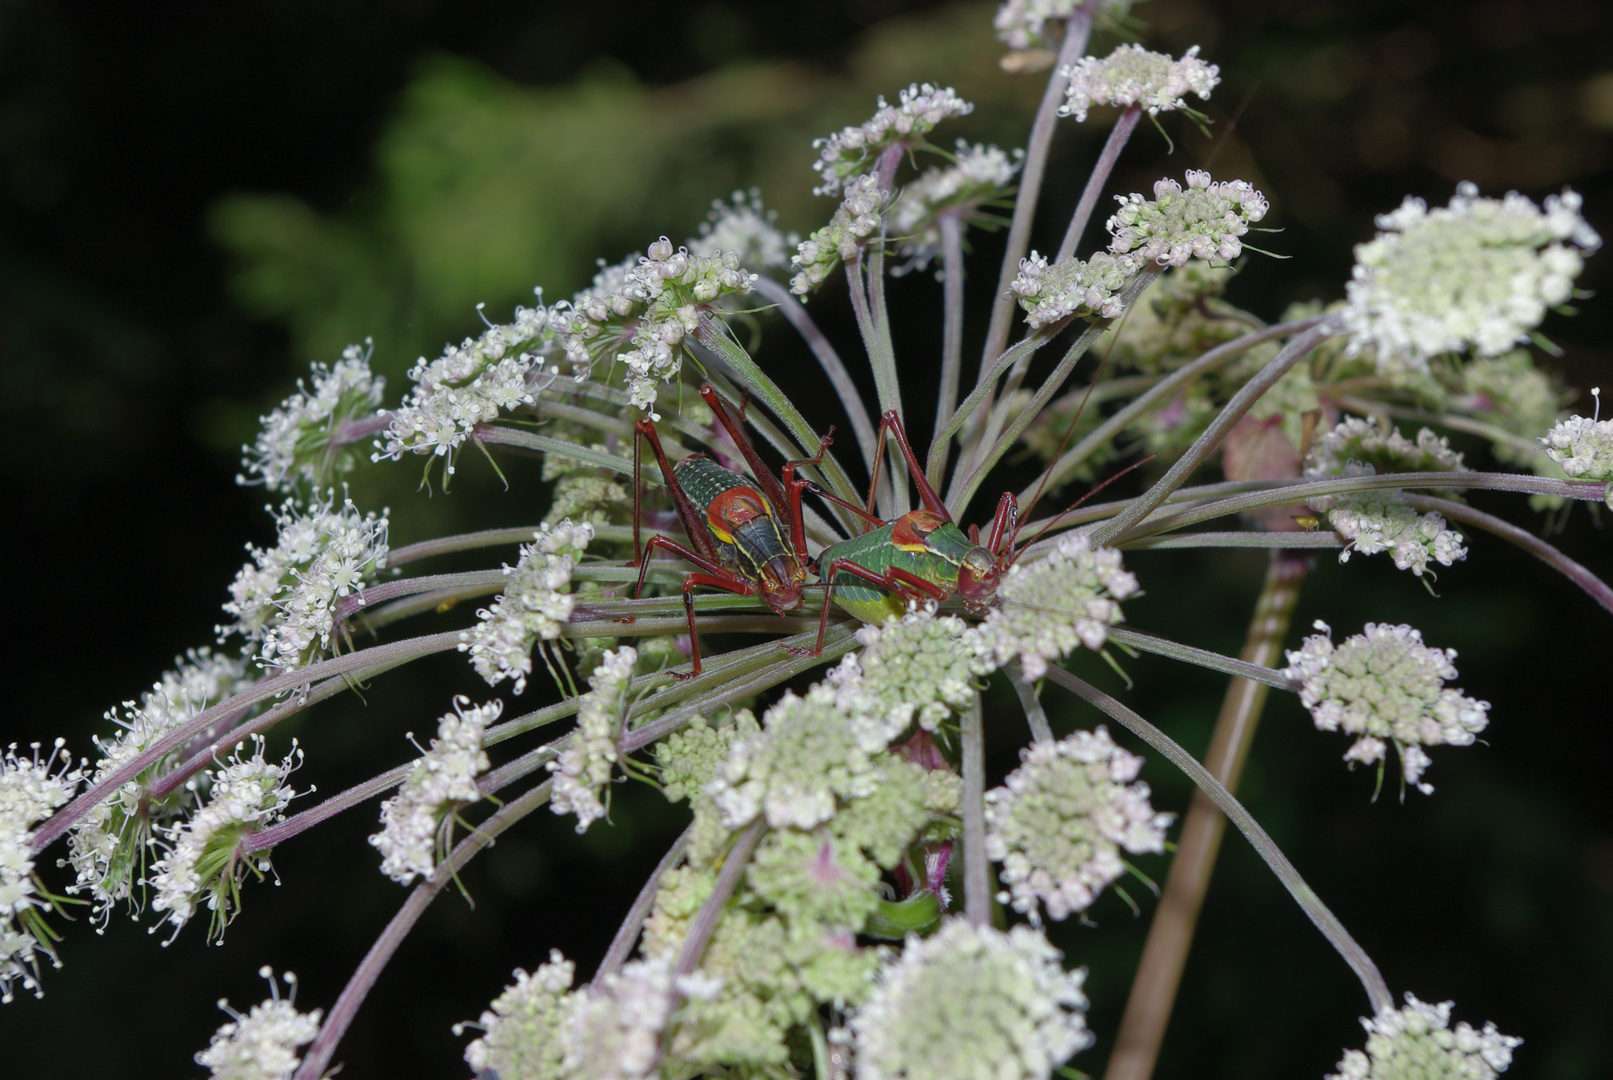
[1,1,1610,1077]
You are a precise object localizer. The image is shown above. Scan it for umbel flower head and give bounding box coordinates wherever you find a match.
[1343,182,1601,371]
[553,237,758,417]
[460,519,593,695]
[970,531,1138,679]
[1283,621,1491,794]
[850,918,1093,1080]
[370,695,499,885]
[1059,43,1220,123]
[1327,994,1521,1080]
[195,967,321,1080]
[459,950,577,1080]
[561,958,676,1080]
[995,1,1135,52]
[548,646,636,833]
[220,491,390,672]
[889,141,1021,271]
[1305,416,1467,478]
[1009,250,1141,327]
[1,740,82,1003]
[811,83,973,197]
[790,174,888,297]
[1107,170,1269,267]
[1306,465,1467,578]
[687,189,795,272]
[375,300,552,473]
[67,647,250,922]
[1539,394,1613,481]
[984,728,1172,923]
[824,607,981,740]
[148,735,301,941]
[240,341,386,494]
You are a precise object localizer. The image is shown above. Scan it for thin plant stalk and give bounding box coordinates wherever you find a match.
[976,11,1094,406]
[927,330,1051,484]
[1094,319,1340,544]
[386,526,544,569]
[1006,659,1055,744]
[1056,105,1142,262]
[960,693,990,926]
[1044,666,1394,1015]
[596,826,693,985]
[1104,551,1308,1080]
[292,779,556,1080]
[752,274,878,472]
[1021,318,1327,503]
[929,213,968,489]
[675,818,766,978]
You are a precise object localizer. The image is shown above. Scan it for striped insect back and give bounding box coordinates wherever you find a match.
[672,456,803,602]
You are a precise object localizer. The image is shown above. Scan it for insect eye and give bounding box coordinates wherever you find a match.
[963,549,996,577]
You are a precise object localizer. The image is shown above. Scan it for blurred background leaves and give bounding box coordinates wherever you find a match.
[2,1,1611,1077]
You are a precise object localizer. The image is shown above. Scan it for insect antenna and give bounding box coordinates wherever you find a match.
[1003,454,1156,572]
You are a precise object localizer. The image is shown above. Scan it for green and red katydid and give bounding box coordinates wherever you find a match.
[797,411,1019,654]
[630,383,832,677]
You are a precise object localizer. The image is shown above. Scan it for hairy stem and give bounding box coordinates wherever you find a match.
[1094,319,1340,545]
[929,214,969,491]
[596,825,693,985]
[753,274,878,473]
[1044,666,1393,1014]
[292,779,555,1080]
[960,693,991,926]
[1056,105,1142,262]
[1104,552,1308,1080]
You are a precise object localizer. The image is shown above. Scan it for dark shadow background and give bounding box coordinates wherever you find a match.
[2,1,1611,1077]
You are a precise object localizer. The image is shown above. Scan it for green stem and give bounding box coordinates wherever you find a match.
[1043,666,1393,1015]
[1094,319,1340,545]
[929,214,968,492]
[1105,627,1297,690]
[1120,530,1342,551]
[960,693,990,927]
[929,331,1052,489]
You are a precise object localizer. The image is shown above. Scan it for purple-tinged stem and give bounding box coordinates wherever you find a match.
[247,763,412,853]
[1056,105,1141,263]
[32,631,463,853]
[675,818,765,978]
[1407,494,1613,616]
[929,214,968,491]
[334,570,506,622]
[292,779,555,1080]
[386,525,543,569]
[1045,666,1393,1015]
[333,411,395,447]
[752,274,877,472]
[960,693,990,927]
[596,826,693,986]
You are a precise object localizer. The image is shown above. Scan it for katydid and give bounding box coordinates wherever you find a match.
[630,383,832,677]
[799,410,1020,652]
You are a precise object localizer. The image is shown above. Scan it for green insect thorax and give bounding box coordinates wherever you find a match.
[815,519,981,624]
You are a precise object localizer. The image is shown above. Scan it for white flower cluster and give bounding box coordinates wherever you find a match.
[221,492,390,672]
[709,689,888,831]
[1284,621,1491,794]
[552,238,757,418]
[1009,250,1141,326]
[1305,416,1467,478]
[1540,409,1613,481]
[370,696,499,885]
[1328,995,1521,1080]
[240,342,387,493]
[374,301,552,472]
[971,532,1138,679]
[824,608,980,740]
[890,142,1021,270]
[461,950,577,1079]
[68,648,250,920]
[549,647,636,834]
[995,0,1134,51]
[984,728,1172,923]
[687,189,795,271]
[149,736,300,939]
[195,967,322,1080]
[561,958,676,1080]
[1307,465,1467,578]
[811,83,974,198]
[1343,182,1601,370]
[789,174,888,297]
[1107,170,1269,267]
[1059,44,1220,123]
[850,919,1092,1080]
[460,519,594,695]
[0,741,82,1003]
